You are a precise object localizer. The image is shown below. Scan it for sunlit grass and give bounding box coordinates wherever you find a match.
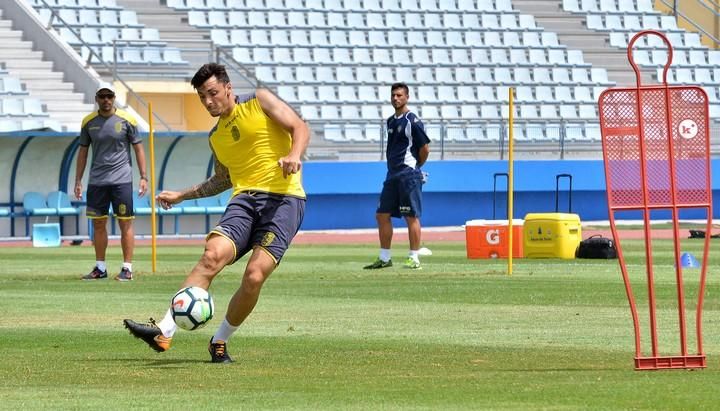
[0,239,717,410]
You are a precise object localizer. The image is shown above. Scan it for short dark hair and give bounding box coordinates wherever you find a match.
[391,82,409,95]
[191,63,230,89]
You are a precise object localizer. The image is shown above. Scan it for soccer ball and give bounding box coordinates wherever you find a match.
[171,286,215,331]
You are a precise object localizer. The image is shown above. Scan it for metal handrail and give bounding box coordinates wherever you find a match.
[35,0,173,130]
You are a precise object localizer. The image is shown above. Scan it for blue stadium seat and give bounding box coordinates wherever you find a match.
[324,124,343,142]
[23,192,57,236]
[300,105,318,120]
[2,98,24,116]
[47,190,81,234]
[47,191,80,217]
[0,76,26,95]
[360,105,379,120]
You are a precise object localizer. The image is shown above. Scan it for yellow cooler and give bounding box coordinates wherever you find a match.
[523,213,582,259]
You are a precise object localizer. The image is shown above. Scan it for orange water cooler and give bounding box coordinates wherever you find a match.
[465,219,524,259]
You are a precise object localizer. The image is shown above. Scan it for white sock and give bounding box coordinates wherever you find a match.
[158,308,178,338]
[379,248,391,262]
[212,318,239,343]
[96,261,106,272]
[122,262,132,271]
[409,250,420,262]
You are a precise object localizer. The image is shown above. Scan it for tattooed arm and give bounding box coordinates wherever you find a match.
[180,157,232,200]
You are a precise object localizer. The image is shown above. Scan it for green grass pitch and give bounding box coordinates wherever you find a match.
[0,239,718,410]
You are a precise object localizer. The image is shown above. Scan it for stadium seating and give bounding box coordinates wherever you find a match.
[22,191,58,236]
[31,190,78,241]
[29,2,187,66]
[18,0,717,145]
[0,71,61,131]
[567,0,720,122]
[152,0,621,143]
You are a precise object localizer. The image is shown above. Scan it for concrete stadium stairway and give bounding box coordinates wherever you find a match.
[512,0,654,87]
[114,0,212,76]
[0,9,93,132]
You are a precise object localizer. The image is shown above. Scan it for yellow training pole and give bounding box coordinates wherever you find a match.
[507,88,514,276]
[148,103,157,273]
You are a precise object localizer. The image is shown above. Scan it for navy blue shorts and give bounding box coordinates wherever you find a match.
[86,183,134,219]
[377,170,423,218]
[209,191,305,265]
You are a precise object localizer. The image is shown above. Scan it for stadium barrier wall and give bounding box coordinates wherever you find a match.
[301,160,720,229]
[2,134,720,237]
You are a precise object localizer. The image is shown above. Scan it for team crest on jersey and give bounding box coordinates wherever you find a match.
[397,125,402,133]
[118,203,127,215]
[231,125,240,141]
[261,232,276,247]
[115,122,123,134]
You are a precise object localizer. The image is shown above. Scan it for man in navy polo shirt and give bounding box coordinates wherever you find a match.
[364,83,430,270]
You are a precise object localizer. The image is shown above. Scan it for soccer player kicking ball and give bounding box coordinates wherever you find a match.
[123,63,308,363]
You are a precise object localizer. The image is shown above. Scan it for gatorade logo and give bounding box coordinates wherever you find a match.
[486,229,500,245]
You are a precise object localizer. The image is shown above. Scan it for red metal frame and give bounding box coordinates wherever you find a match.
[598,30,712,370]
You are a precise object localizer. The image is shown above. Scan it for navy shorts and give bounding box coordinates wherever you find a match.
[86,183,134,219]
[209,191,305,265]
[377,170,423,218]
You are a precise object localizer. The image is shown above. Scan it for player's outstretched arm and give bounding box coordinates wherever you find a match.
[256,88,310,178]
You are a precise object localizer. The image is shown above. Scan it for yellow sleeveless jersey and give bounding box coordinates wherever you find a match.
[209,93,305,198]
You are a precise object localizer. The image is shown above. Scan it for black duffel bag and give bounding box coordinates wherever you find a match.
[576,235,618,259]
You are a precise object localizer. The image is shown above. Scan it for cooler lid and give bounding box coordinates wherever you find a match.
[465,219,525,226]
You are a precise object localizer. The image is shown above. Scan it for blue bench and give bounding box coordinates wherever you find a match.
[132,190,231,235]
[47,191,81,234]
[132,191,182,235]
[23,191,81,236]
[189,191,231,233]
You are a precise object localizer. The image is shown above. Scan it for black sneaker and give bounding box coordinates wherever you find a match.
[115,268,133,281]
[123,318,172,352]
[82,266,107,280]
[363,258,392,269]
[208,338,233,363]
